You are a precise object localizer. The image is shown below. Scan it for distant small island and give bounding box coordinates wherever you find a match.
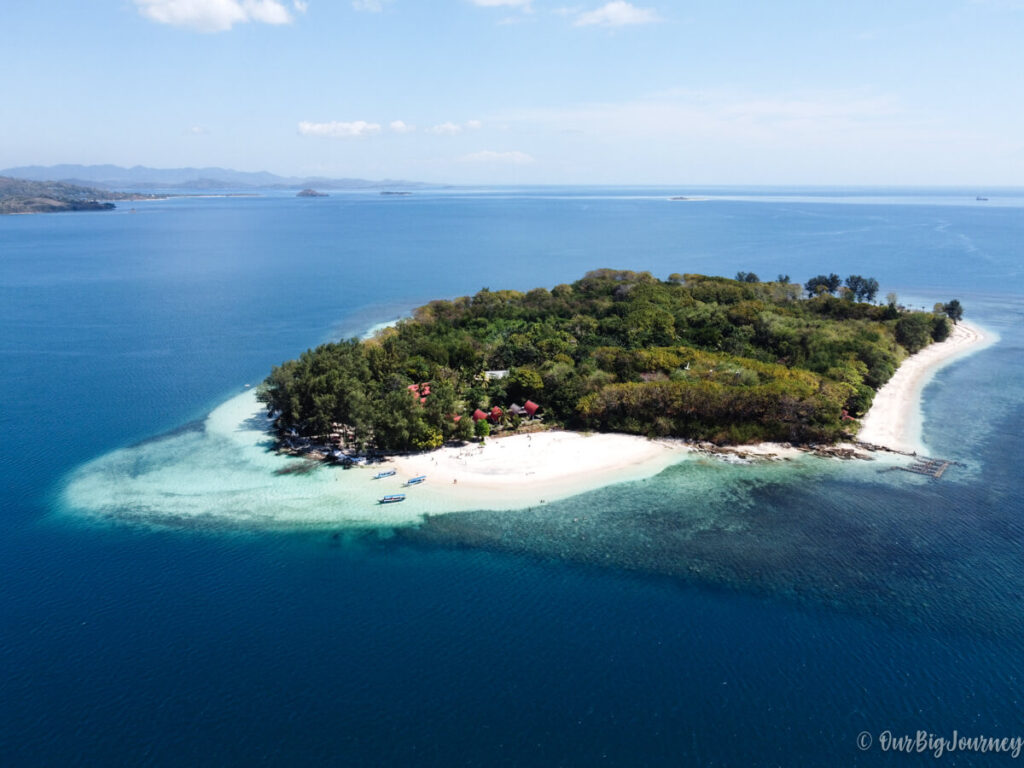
[297,188,329,198]
[0,176,162,215]
[258,269,964,455]
[380,191,413,196]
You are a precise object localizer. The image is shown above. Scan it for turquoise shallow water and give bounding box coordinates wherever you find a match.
[2,188,1023,765]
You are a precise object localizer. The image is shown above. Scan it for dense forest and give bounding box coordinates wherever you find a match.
[258,270,958,450]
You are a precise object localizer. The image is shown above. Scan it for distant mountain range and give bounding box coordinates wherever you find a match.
[0,164,432,191]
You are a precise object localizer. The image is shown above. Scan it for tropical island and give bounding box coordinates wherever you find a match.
[258,269,964,458]
[60,268,986,526]
[0,175,162,214]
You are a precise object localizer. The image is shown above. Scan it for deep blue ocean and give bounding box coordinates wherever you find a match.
[2,188,1023,766]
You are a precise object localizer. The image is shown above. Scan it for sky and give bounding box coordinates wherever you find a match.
[1,0,1022,185]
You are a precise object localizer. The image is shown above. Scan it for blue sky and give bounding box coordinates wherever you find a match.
[1,0,1022,184]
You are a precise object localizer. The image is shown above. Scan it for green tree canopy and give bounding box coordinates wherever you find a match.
[258,270,952,450]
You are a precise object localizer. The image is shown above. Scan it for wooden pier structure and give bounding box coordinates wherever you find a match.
[895,456,963,479]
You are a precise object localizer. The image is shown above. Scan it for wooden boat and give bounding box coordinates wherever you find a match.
[378,494,406,504]
[405,475,427,486]
[373,469,397,479]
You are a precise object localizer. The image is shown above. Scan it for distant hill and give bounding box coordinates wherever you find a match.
[0,176,161,215]
[0,164,431,191]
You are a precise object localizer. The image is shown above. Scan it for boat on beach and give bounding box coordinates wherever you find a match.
[378,494,406,504]
[373,469,397,479]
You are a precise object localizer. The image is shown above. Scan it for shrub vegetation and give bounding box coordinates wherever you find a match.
[258,270,955,450]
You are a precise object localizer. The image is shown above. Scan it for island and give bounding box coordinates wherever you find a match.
[62,270,987,527]
[296,188,329,197]
[258,270,965,459]
[0,176,163,214]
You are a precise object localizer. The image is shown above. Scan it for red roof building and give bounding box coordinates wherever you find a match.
[524,400,540,417]
[472,409,488,422]
[408,382,432,403]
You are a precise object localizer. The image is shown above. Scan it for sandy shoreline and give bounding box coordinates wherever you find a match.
[389,430,692,510]
[385,432,807,511]
[857,319,993,454]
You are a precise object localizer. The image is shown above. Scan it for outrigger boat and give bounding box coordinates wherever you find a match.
[405,475,427,486]
[373,469,397,479]
[378,494,406,504]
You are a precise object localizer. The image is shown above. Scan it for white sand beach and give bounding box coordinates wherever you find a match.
[385,434,809,511]
[858,319,993,454]
[390,430,689,510]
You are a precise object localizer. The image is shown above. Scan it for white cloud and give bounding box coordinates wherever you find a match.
[428,120,483,135]
[389,120,416,134]
[352,0,389,10]
[574,1,659,27]
[245,0,292,23]
[293,0,308,12]
[298,120,382,138]
[461,150,535,165]
[188,125,210,135]
[133,0,296,32]
[428,121,464,135]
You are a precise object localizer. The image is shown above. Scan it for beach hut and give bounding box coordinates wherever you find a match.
[524,400,540,417]
[508,403,528,417]
[472,408,488,422]
[489,406,503,424]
